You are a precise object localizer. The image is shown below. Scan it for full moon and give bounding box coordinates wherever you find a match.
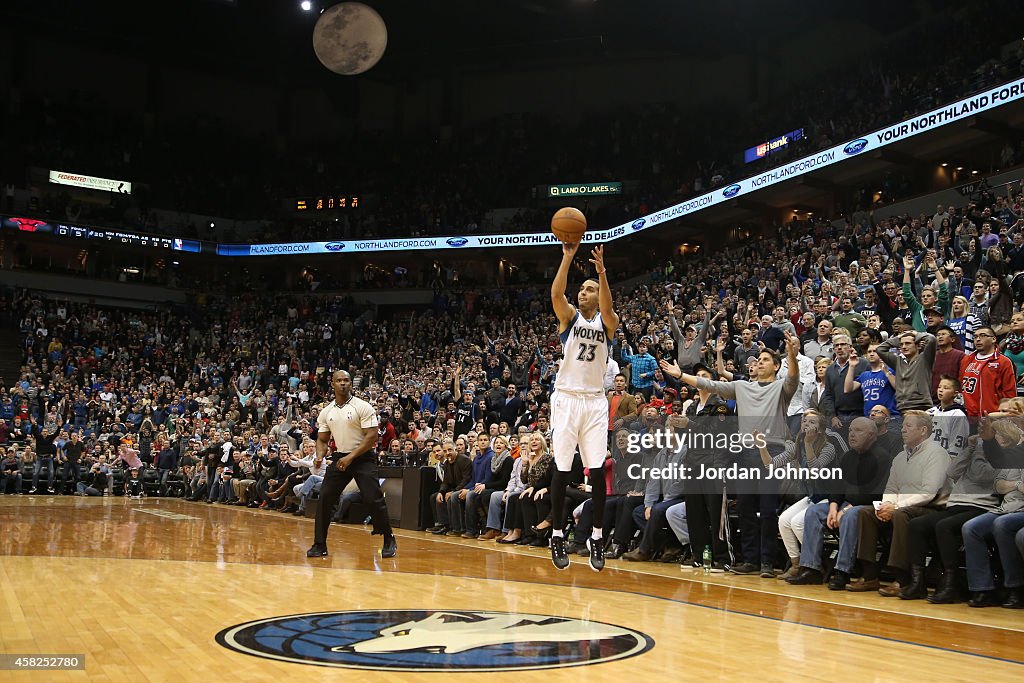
[312,2,388,76]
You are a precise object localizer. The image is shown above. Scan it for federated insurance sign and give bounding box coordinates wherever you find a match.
[547,183,622,197]
[48,170,132,194]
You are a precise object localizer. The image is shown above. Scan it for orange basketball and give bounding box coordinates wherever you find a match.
[551,207,587,243]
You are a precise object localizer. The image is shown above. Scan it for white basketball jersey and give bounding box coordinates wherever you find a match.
[555,310,610,396]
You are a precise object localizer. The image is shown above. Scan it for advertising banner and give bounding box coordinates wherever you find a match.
[48,171,132,194]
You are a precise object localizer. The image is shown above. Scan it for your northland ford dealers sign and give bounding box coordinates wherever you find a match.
[220,77,1022,256]
[37,78,1024,258]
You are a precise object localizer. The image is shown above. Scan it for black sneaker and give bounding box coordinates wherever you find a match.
[306,545,328,558]
[827,570,850,591]
[727,562,759,575]
[381,534,397,558]
[786,568,824,585]
[587,537,605,572]
[550,535,570,570]
[760,563,777,578]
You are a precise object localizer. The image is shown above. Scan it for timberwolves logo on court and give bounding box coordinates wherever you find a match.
[216,609,653,671]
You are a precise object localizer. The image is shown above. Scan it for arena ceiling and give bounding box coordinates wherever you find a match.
[1,0,940,85]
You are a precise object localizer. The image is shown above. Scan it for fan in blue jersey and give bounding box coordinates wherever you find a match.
[844,344,899,416]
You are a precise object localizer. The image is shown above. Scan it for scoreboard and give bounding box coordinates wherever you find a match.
[295,195,360,212]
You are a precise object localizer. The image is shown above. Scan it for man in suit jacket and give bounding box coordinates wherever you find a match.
[820,332,869,430]
[608,373,638,431]
[755,315,786,352]
[427,440,472,534]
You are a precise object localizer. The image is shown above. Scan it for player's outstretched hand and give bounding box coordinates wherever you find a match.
[562,241,580,257]
[659,358,682,378]
[589,244,606,275]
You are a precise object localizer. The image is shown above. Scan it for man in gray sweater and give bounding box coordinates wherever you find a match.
[874,330,937,413]
[902,431,999,601]
[661,331,801,577]
[849,410,949,595]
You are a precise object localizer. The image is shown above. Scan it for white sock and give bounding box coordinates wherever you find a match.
[591,528,603,540]
[551,529,564,538]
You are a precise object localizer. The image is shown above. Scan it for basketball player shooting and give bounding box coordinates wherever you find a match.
[548,240,618,571]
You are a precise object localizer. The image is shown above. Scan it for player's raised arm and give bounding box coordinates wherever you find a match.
[551,241,580,329]
[590,244,619,334]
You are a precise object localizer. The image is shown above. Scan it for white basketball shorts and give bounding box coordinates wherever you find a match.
[550,391,609,471]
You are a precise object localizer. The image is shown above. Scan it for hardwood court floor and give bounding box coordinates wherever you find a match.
[0,496,1021,681]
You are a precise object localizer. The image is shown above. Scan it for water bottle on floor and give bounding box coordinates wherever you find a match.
[702,545,712,575]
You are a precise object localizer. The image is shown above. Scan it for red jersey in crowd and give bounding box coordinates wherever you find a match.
[958,350,1016,417]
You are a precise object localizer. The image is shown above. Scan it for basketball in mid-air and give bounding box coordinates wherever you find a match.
[551,207,587,243]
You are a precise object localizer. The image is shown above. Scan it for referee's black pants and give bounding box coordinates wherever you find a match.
[314,452,392,547]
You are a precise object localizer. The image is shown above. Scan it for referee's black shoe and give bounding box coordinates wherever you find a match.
[586,537,605,572]
[550,535,570,570]
[306,544,328,558]
[381,533,398,559]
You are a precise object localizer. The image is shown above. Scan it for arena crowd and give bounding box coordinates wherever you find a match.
[3,172,1024,609]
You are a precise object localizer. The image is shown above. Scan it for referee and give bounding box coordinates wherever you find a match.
[307,370,397,559]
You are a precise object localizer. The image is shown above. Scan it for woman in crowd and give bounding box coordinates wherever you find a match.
[757,410,837,580]
[988,277,1014,338]
[486,439,528,541]
[947,295,981,351]
[496,433,552,546]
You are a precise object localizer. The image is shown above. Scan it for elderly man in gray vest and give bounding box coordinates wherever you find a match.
[847,410,949,595]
